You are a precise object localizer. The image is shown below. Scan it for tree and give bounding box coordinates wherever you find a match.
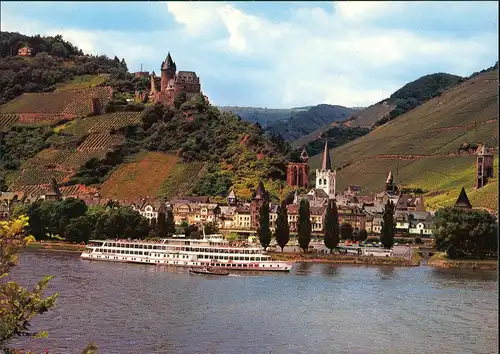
[156,206,167,237]
[433,207,498,258]
[257,202,271,249]
[324,199,340,253]
[0,216,58,344]
[358,229,368,242]
[174,91,187,109]
[380,200,395,249]
[340,223,354,241]
[297,199,312,252]
[64,216,91,243]
[204,222,219,235]
[274,200,290,252]
[50,42,67,58]
[150,217,157,233]
[166,208,176,236]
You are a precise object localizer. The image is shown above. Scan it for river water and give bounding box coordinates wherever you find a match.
[7,250,498,354]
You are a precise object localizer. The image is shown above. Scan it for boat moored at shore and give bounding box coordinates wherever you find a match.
[81,235,293,272]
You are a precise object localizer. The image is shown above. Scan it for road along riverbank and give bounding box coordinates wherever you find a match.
[27,241,87,252]
[271,252,421,267]
[428,252,498,270]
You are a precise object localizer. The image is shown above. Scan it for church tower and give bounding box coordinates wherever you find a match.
[315,140,336,198]
[160,52,176,92]
[385,171,397,194]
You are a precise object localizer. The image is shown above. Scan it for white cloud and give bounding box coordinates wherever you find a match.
[163,2,497,107]
[333,1,403,21]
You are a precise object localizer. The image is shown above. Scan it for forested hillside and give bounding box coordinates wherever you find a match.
[0,31,148,105]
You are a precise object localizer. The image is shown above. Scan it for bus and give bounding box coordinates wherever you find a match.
[361,247,394,257]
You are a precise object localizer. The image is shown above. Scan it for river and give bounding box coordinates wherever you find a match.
[7,250,498,354]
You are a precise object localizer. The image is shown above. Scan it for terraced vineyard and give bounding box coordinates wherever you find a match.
[77,133,124,151]
[0,87,113,126]
[99,152,180,200]
[56,75,110,91]
[0,114,19,129]
[63,112,143,136]
[10,168,69,191]
[158,162,206,199]
[7,110,145,196]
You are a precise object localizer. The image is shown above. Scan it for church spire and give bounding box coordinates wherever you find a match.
[321,140,332,171]
[386,171,393,184]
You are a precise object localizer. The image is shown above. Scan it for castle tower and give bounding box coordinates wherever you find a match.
[475,144,494,189]
[160,52,176,93]
[287,148,309,188]
[315,140,336,198]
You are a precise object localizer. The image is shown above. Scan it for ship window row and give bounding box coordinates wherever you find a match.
[103,245,260,254]
[199,255,269,261]
[105,243,166,250]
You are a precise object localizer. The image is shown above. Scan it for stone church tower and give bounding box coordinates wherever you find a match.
[287,148,309,188]
[315,140,336,198]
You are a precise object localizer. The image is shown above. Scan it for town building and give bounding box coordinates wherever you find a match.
[315,140,336,198]
[475,144,494,189]
[18,46,32,57]
[395,194,425,212]
[337,205,366,231]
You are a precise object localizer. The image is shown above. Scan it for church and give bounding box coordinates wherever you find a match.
[287,140,337,205]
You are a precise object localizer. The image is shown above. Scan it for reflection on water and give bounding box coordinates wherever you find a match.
[8,250,499,354]
[320,264,340,276]
[376,266,396,279]
[294,262,314,275]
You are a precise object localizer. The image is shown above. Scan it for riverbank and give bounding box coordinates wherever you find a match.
[428,252,498,270]
[271,252,420,267]
[27,241,86,252]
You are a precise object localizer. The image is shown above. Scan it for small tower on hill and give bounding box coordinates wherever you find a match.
[315,140,336,198]
[454,187,472,210]
[160,52,176,92]
[475,144,494,189]
[287,148,309,189]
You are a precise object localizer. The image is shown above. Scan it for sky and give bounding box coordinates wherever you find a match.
[1,1,498,108]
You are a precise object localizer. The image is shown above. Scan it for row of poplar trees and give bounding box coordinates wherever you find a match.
[257,198,396,252]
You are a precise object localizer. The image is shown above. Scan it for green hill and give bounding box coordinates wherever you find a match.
[308,70,498,211]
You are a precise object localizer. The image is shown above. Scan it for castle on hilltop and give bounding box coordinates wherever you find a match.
[137,52,201,106]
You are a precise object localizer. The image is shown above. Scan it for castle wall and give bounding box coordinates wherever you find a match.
[174,83,201,95]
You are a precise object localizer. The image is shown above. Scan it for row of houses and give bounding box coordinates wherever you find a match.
[0,186,435,237]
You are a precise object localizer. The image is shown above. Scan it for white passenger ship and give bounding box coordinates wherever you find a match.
[81,234,294,272]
